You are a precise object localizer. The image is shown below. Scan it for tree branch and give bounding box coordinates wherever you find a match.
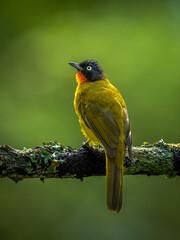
[0,140,180,182]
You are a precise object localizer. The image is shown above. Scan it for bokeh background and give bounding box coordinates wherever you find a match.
[0,0,180,239]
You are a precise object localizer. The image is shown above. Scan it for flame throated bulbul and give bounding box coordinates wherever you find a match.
[69,60,132,213]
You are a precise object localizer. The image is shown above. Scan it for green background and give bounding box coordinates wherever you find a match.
[0,0,180,239]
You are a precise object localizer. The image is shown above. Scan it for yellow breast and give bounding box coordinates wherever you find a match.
[74,79,126,145]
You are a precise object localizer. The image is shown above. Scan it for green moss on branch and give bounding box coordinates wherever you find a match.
[0,140,180,182]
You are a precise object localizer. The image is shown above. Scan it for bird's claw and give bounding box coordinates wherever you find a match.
[82,141,94,152]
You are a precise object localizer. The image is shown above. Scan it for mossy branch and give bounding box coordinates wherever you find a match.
[0,140,180,182]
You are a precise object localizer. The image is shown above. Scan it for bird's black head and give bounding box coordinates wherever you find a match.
[68,60,106,82]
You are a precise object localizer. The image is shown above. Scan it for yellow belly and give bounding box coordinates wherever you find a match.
[79,118,102,145]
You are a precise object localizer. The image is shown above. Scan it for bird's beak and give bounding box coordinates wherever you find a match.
[68,62,83,71]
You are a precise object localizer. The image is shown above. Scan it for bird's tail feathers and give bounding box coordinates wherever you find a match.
[106,154,123,213]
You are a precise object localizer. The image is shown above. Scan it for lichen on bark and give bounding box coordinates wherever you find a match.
[0,139,180,182]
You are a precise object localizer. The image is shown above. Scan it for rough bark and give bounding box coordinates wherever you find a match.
[0,140,180,182]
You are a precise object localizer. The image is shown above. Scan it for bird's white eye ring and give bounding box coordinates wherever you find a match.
[87,66,92,71]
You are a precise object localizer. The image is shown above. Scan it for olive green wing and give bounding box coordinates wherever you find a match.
[123,107,132,160]
[78,103,120,158]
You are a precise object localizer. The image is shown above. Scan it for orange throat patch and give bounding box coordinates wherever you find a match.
[76,71,87,83]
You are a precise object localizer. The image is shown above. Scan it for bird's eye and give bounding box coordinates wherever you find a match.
[87,66,92,71]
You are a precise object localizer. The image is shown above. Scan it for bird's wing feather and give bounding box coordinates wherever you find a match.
[79,103,120,158]
[123,107,132,159]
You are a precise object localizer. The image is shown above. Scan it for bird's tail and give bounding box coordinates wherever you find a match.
[106,152,124,213]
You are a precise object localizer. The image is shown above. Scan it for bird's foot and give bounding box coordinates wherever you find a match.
[82,141,94,152]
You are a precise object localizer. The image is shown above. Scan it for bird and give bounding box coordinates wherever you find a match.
[68,59,132,213]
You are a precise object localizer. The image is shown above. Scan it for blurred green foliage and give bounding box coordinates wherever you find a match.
[0,0,180,239]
